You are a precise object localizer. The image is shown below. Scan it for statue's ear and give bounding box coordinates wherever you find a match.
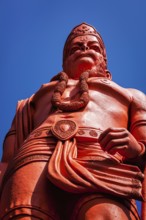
[105,70,112,80]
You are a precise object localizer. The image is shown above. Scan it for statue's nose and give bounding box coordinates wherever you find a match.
[81,44,89,51]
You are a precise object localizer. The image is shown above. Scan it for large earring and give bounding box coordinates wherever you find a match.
[105,70,112,80]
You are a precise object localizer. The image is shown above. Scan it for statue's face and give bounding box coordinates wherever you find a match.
[63,35,106,79]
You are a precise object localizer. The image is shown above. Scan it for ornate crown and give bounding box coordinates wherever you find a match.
[63,22,107,64]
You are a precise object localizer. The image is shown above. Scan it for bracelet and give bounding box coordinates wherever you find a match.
[126,142,145,162]
[137,142,145,157]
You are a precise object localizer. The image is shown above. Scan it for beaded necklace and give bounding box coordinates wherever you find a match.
[51,71,89,112]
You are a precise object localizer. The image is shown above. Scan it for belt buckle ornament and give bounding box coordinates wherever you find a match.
[51,120,78,140]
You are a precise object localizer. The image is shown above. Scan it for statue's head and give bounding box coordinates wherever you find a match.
[63,23,111,79]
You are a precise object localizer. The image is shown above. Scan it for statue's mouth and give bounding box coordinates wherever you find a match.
[75,53,94,61]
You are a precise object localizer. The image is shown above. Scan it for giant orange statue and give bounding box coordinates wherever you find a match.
[0,23,146,220]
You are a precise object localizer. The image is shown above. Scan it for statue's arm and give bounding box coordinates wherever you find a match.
[0,116,16,187]
[1,121,16,162]
[99,89,146,161]
[128,89,146,157]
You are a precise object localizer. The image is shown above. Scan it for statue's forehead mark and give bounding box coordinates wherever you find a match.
[79,36,88,41]
[73,36,98,44]
[77,36,88,41]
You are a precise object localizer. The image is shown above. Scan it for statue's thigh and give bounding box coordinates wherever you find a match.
[74,197,138,220]
[0,161,59,220]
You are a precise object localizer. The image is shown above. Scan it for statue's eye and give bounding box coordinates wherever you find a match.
[90,45,101,53]
[69,46,80,55]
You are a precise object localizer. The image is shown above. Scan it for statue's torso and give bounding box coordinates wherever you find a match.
[35,78,131,131]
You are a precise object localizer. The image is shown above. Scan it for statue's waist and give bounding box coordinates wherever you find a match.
[26,120,123,163]
[28,125,102,142]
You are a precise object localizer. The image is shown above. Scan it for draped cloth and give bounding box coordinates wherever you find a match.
[48,138,144,200]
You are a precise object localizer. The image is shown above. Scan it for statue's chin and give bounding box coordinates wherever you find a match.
[64,58,106,79]
[69,61,94,79]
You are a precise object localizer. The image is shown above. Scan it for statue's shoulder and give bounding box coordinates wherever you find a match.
[126,88,146,108]
[35,81,57,94]
[127,88,146,98]
[89,78,146,107]
[112,82,146,105]
[88,77,132,100]
[31,80,57,103]
[15,81,57,112]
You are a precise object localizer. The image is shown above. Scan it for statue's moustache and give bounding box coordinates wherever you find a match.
[74,51,97,61]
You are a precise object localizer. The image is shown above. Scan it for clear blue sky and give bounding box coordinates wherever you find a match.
[0,0,146,214]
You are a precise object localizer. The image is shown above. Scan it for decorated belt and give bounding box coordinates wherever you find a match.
[28,120,102,141]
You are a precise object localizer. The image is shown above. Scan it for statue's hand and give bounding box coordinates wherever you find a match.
[98,127,143,159]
